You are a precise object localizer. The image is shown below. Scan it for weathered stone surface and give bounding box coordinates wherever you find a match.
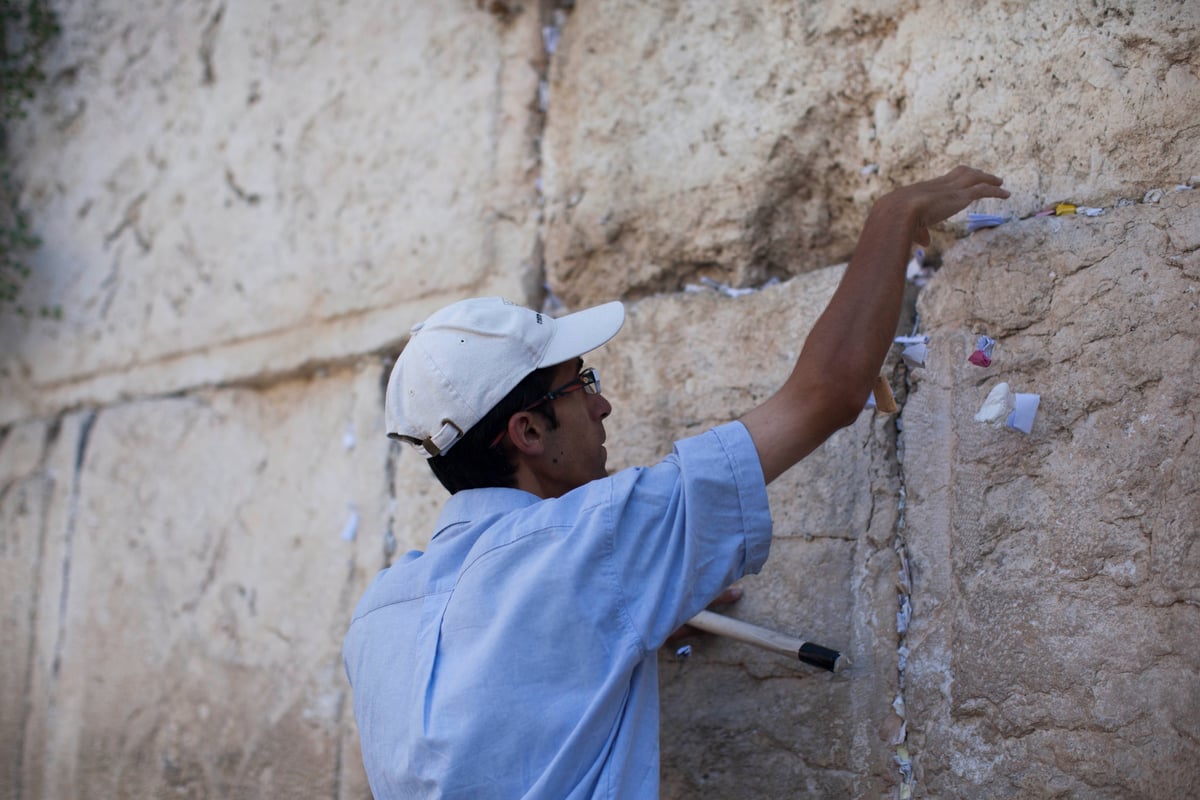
[2,413,92,800]
[542,0,1200,308]
[0,0,545,425]
[0,419,59,799]
[600,277,906,796]
[3,364,407,797]
[2,0,1198,797]
[902,191,1200,797]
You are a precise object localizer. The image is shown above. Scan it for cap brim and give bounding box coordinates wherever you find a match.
[538,301,626,367]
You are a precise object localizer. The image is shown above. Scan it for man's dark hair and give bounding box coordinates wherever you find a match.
[426,365,560,494]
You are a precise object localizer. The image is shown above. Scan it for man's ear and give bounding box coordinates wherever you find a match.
[505,411,546,457]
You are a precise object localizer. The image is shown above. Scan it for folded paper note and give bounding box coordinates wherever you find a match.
[975,382,1039,434]
[968,335,996,367]
[686,276,781,298]
[905,246,932,285]
[975,382,1014,424]
[968,213,1009,232]
[1005,393,1040,434]
[902,343,928,368]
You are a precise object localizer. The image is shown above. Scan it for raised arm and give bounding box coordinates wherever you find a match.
[740,166,1010,484]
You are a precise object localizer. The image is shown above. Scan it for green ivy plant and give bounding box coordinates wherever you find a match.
[1,0,61,317]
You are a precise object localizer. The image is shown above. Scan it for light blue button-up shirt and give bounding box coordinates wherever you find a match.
[344,421,772,799]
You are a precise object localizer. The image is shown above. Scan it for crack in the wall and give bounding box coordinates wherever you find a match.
[890,313,920,800]
[223,167,261,206]
[199,5,224,87]
[359,8,574,565]
[20,410,94,800]
[381,440,400,571]
[51,410,95,683]
[102,192,148,248]
[480,0,568,309]
[530,0,574,313]
[355,5,574,784]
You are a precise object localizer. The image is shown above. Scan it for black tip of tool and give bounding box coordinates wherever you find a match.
[798,642,842,672]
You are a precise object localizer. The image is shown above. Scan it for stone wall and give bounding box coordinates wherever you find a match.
[903,192,1200,798]
[1,1,1197,798]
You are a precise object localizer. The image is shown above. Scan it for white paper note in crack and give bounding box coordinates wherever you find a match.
[901,342,927,368]
[975,382,1039,434]
[1005,393,1040,434]
[975,382,1014,424]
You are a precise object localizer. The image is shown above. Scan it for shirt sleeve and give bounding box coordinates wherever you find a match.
[603,420,773,651]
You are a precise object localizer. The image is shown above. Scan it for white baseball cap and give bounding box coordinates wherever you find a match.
[385,297,625,457]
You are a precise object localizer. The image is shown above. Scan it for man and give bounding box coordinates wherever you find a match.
[344,167,1009,798]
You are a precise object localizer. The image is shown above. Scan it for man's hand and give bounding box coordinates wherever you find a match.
[882,165,1010,246]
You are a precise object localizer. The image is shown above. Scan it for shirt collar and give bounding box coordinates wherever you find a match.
[432,487,541,540]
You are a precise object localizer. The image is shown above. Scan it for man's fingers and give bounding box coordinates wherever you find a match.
[974,183,1011,200]
[905,166,1011,231]
[947,182,1010,216]
[928,167,1009,206]
[941,165,1005,188]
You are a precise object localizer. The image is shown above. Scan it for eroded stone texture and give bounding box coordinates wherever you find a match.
[599,277,905,797]
[5,364,405,798]
[541,0,1200,309]
[2,413,95,800]
[2,0,1198,797]
[0,420,56,798]
[0,0,544,425]
[902,191,1200,797]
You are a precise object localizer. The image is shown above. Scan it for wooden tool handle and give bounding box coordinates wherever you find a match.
[686,610,850,673]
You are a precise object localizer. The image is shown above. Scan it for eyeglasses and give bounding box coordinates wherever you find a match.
[522,367,601,412]
[490,367,602,448]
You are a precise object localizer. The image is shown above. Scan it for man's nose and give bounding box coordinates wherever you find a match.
[592,392,612,421]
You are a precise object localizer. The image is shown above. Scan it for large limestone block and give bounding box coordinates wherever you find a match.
[600,275,905,797]
[541,0,1200,308]
[0,423,44,793]
[902,191,1200,797]
[0,416,79,799]
[7,362,407,798]
[1,0,544,425]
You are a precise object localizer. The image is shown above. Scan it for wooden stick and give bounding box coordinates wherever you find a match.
[872,374,898,414]
[686,610,851,673]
